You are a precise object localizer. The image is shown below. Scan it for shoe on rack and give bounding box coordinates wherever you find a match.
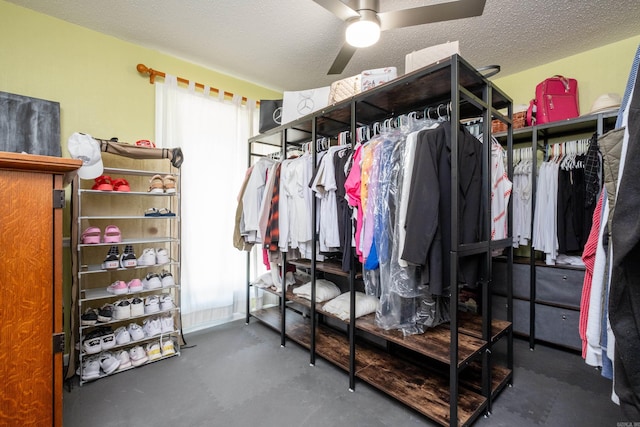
[97,304,114,322]
[82,336,102,355]
[127,322,145,341]
[113,299,131,320]
[81,308,98,326]
[116,350,132,371]
[137,248,156,266]
[130,297,144,317]
[144,295,160,314]
[112,178,131,192]
[81,226,101,244]
[163,175,177,194]
[128,278,143,293]
[80,356,101,381]
[155,248,170,265]
[101,330,116,350]
[129,346,149,367]
[142,273,161,290]
[92,175,113,191]
[99,352,120,375]
[102,246,120,270]
[119,245,137,268]
[145,341,162,361]
[160,270,175,288]
[106,280,128,295]
[160,314,174,333]
[159,294,175,311]
[161,337,176,356]
[103,225,121,244]
[148,175,164,193]
[114,326,131,345]
[143,316,162,337]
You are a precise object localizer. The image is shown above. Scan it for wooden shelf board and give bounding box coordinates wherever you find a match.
[278,290,492,367]
[251,307,488,427]
[459,361,512,398]
[457,312,512,343]
[356,314,487,367]
[288,258,362,279]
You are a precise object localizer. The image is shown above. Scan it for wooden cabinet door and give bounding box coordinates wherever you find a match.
[0,170,57,425]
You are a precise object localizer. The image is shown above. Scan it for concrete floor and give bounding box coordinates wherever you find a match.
[64,319,624,426]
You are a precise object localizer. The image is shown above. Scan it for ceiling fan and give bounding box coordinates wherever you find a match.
[313,0,487,74]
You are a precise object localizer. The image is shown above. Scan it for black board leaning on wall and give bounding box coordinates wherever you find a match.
[0,91,61,157]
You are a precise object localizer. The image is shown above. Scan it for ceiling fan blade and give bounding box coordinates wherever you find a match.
[378,0,486,31]
[312,0,360,21]
[328,44,358,75]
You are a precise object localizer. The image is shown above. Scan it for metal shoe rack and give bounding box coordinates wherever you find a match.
[245,55,514,426]
[69,154,182,385]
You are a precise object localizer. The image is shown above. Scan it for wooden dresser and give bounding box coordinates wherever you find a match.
[0,152,80,426]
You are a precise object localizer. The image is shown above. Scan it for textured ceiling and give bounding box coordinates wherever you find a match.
[7,0,640,92]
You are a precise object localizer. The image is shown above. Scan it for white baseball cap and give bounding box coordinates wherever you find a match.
[68,132,103,179]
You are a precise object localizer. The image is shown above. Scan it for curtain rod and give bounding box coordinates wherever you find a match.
[136,63,260,108]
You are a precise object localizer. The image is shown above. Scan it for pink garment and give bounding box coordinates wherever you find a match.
[579,190,604,359]
[345,144,363,261]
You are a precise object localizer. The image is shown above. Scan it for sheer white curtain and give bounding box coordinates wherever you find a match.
[155,76,255,333]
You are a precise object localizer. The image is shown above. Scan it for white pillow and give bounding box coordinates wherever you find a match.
[322,292,379,321]
[292,279,341,302]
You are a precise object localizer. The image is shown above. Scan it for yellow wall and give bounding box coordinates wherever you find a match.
[0,0,281,150]
[494,34,640,113]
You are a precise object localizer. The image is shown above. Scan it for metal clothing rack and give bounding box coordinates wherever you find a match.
[243,54,514,427]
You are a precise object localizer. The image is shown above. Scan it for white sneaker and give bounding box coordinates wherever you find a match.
[99,352,120,375]
[155,248,169,264]
[143,317,162,337]
[116,350,132,371]
[113,299,131,320]
[114,326,131,345]
[146,341,162,361]
[137,248,156,266]
[82,336,102,355]
[127,323,145,341]
[160,270,175,288]
[144,295,160,314]
[159,294,175,311]
[129,345,148,367]
[81,356,101,380]
[101,331,116,350]
[161,338,176,356]
[142,273,161,290]
[130,297,144,317]
[160,314,174,333]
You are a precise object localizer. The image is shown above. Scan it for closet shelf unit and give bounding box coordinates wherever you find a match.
[493,110,618,350]
[246,54,514,427]
[71,161,182,385]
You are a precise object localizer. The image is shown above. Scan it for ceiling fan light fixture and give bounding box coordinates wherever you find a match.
[345,10,380,48]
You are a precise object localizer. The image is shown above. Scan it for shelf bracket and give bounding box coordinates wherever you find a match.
[52,333,65,354]
[53,189,65,209]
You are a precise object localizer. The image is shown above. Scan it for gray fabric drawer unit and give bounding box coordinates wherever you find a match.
[534,303,581,350]
[492,261,530,299]
[535,266,584,309]
[492,295,530,336]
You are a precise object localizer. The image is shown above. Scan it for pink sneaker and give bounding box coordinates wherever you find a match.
[103,225,121,243]
[106,280,128,295]
[128,279,143,293]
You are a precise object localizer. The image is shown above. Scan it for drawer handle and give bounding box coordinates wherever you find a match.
[562,315,567,320]
[562,275,567,280]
